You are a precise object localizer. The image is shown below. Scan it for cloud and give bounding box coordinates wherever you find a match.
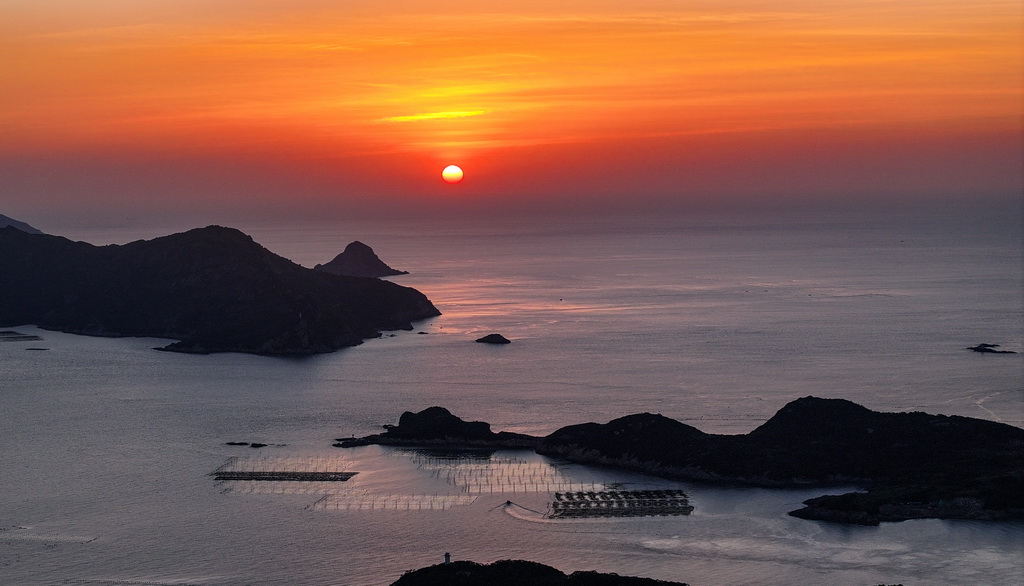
[378,110,488,123]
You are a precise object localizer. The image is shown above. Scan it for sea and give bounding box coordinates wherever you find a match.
[2,207,1022,585]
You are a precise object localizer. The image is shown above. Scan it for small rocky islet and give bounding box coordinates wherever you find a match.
[966,343,1017,354]
[313,240,409,278]
[475,333,512,344]
[340,398,1024,525]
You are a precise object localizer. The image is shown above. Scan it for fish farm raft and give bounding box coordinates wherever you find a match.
[548,489,693,518]
[211,456,357,483]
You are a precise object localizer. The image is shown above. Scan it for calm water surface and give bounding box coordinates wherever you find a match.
[2,211,1021,585]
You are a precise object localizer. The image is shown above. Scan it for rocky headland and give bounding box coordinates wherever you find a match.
[314,240,408,278]
[0,225,440,355]
[391,559,688,586]
[343,398,1024,525]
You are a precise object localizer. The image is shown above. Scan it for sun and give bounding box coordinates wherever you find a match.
[441,165,464,184]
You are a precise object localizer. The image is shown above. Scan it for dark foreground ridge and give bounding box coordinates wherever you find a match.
[314,240,408,277]
[344,398,1024,525]
[391,559,688,586]
[0,226,440,355]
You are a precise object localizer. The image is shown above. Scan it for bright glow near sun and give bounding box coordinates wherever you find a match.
[442,165,464,184]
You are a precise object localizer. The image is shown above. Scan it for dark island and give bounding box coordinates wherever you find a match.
[0,225,440,355]
[314,240,408,278]
[342,398,1024,525]
[475,333,511,344]
[967,343,1017,354]
[391,559,688,586]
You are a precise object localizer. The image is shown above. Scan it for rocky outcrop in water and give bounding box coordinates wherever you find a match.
[314,240,408,278]
[390,559,689,586]
[967,343,1016,354]
[475,333,511,344]
[0,225,440,355]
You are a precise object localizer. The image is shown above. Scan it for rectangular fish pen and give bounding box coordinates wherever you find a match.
[310,493,478,511]
[548,489,694,519]
[211,456,358,494]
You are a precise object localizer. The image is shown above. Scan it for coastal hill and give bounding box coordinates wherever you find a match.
[314,240,408,277]
[0,225,440,355]
[344,398,1024,525]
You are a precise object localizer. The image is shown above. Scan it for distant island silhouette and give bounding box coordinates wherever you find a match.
[0,225,439,355]
[341,398,1024,525]
[475,333,511,344]
[0,213,43,234]
[314,240,409,278]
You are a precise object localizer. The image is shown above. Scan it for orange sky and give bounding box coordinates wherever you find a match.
[1,0,1021,224]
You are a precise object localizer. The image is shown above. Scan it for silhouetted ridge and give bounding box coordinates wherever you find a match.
[747,396,876,442]
[0,225,440,355]
[544,413,709,465]
[0,214,42,234]
[538,396,1024,523]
